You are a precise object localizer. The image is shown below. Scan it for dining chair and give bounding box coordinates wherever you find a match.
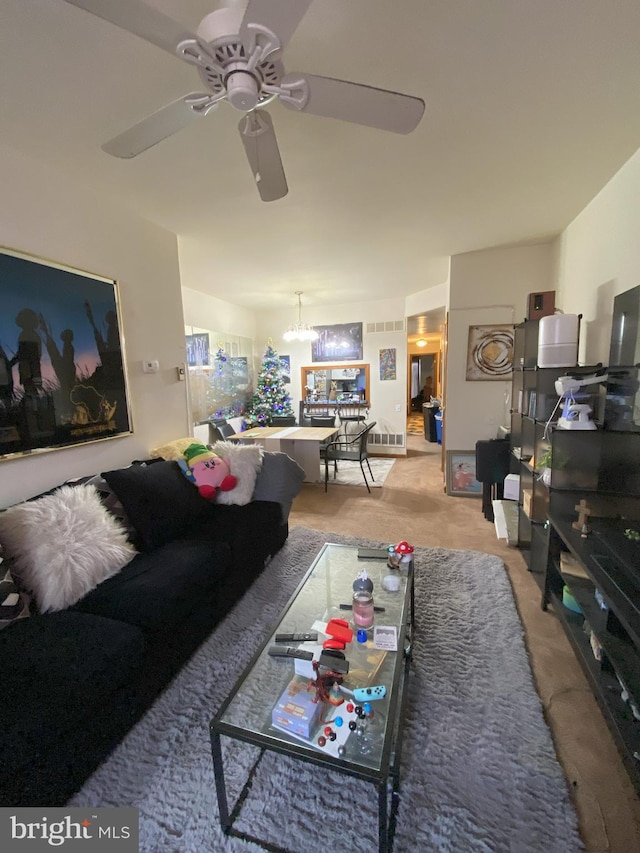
[269,416,297,426]
[310,416,336,427]
[324,421,377,492]
[208,419,236,443]
[337,403,369,437]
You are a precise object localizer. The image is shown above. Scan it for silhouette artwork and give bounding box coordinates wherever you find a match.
[0,248,131,457]
[38,314,78,423]
[8,309,43,396]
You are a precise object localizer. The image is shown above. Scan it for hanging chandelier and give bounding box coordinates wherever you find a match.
[283,291,318,342]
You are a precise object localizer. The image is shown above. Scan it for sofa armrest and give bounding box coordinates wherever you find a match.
[250,451,305,522]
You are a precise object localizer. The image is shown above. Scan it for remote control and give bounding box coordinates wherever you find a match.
[352,685,387,701]
[267,646,314,661]
[275,632,318,643]
[318,651,350,674]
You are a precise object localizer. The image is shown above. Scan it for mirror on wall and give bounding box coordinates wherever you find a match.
[185,326,254,423]
[300,363,369,403]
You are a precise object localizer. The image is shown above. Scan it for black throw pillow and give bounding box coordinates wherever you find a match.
[101,461,213,550]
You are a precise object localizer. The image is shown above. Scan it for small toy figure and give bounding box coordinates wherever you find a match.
[352,568,373,593]
[387,540,415,569]
[180,442,237,500]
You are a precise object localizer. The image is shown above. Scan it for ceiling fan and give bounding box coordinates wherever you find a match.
[61,0,425,201]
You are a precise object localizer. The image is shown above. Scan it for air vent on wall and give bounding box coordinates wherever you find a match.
[366,320,405,334]
[368,432,405,447]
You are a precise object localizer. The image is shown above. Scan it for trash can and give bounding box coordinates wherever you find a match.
[434,412,443,444]
[423,403,440,442]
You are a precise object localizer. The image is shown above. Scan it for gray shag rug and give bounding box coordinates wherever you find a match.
[70,527,583,852]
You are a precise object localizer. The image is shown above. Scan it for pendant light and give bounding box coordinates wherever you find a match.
[283,291,318,342]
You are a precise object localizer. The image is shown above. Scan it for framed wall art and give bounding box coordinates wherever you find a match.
[446,450,482,497]
[466,324,514,381]
[379,347,396,380]
[311,323,363,362]
[185,332,210,367]
[0,247,132,459]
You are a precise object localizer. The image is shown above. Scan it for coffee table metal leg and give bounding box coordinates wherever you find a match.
[378,780,389,853]
[210,728,231,833]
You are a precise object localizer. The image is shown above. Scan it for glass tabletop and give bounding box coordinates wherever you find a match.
[212,543,413,777]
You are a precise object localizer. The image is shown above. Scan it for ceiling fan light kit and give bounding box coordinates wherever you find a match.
[283,291,318,343]
[62,0,425,201]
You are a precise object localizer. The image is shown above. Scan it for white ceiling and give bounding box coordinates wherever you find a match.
[2,0,640,314]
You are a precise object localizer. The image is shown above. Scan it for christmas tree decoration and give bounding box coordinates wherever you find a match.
[244,340,294,427]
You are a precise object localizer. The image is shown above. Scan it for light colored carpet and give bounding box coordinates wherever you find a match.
[70,527,583,852]
[324,456,395,488]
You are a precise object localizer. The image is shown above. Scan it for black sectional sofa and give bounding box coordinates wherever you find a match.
[0,454,303,806]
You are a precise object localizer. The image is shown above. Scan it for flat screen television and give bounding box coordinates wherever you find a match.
[605,285,640,431]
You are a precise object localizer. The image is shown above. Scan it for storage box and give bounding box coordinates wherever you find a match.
[503,474,520,500]
[271,677,322,740]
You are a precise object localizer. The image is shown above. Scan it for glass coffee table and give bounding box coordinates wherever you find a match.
[209,542,415,853]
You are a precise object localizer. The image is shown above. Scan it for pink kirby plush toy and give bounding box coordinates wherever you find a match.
[181,442,237,500]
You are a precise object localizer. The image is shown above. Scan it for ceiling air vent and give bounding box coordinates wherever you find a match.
[366,320,405,334]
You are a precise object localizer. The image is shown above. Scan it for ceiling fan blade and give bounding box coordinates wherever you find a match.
[238,109,288,202]
[61,0,198,58]
[240,0,313,51]
[102,94,218,158]
[281,73,425,135]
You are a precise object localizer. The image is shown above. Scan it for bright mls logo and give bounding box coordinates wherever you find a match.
[0,808,138,850]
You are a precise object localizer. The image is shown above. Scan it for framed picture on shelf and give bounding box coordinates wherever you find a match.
[446,450,482,497]
[0,246,132,459]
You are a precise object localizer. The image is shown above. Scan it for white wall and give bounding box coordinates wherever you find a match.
[405,279,450,318]
[256,297,408,453]
[0,144,189,507]
[181,285,257,340]
[552,147,640,365]
[446,243,554,451]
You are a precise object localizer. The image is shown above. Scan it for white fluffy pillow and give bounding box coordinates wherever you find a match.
[0,484,137,613]
[211,441,263,505]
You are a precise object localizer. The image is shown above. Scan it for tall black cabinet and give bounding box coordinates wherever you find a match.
[542,430,640,793]
[509,318,640,795]
[509,319,600,573]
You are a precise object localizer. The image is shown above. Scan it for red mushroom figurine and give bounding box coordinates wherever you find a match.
[394,541,414,565]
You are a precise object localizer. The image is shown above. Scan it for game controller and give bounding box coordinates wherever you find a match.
[352,685,386,701]
[323,638,346,651]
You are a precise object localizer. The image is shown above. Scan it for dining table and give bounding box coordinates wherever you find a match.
[226,425,339,483]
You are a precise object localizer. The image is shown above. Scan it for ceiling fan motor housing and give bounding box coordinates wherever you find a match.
[196,7,283,111]
[225,67,260,111]
[197,7,244,46]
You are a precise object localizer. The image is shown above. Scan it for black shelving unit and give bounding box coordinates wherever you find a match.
[542,432,640,795]
[509,319,602,575]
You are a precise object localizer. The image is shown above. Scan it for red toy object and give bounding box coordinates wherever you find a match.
[388,540,415,569]
[325,618,353,644]
[323,638,346,651]
[395,540,414,558]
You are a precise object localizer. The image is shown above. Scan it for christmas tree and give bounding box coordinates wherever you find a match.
[244,340,294,427]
